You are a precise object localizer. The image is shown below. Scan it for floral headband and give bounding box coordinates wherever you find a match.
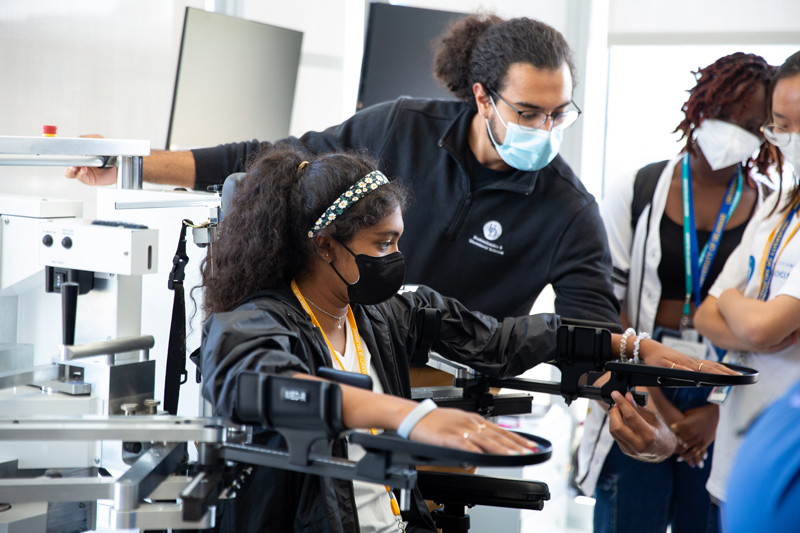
[308,170,390,237]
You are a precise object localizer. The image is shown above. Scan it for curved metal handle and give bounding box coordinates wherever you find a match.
[61,335,155,363]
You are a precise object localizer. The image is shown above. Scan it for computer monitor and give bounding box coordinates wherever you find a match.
[166,7,303,150]
[356,3,465,111]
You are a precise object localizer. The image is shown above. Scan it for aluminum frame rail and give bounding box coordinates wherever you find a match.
[0,135,150,189]
[0,416,226,529]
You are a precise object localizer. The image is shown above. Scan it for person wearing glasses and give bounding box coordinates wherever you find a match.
[578,53,775,533]
[695,50,800,522]
[65,14,618,329]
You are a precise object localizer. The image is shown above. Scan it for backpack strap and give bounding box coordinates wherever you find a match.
[627,159,669,331]
[631,160,669,232]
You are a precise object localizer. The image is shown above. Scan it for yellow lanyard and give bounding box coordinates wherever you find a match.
[758,200,800,300]
[290,281,403,523]
[290,280,366,373]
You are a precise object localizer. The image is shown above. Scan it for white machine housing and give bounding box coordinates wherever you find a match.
[40,219,157,276]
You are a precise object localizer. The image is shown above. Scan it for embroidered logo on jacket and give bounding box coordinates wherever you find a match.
[468,220,505,255]
[482,220,503,241]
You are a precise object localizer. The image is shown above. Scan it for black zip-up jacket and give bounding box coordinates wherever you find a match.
[200,285,561,532]
[192,98,619,323]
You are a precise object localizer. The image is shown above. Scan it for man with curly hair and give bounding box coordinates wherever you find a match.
[67,15,618,328]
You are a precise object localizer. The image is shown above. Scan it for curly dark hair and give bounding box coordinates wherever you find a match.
[200,144,410,316]
[674,52,776,177]
[768,51,800,213]
[433,14,576,109]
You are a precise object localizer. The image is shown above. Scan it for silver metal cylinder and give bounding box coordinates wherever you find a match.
[61,335,155,362]
[113,479,138,512]
[399,488,410,511]
[116,156,143,190]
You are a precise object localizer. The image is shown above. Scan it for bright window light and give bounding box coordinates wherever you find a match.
[603,44,800,198]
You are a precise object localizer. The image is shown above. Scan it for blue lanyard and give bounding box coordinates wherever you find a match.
[681,153,743,316]
[757,199,800,301]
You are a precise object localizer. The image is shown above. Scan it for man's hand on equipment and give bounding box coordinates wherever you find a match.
[63,134,117,186]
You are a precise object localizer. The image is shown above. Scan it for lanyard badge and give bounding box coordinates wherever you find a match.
[680,153,742,336]
[757,198,800,301]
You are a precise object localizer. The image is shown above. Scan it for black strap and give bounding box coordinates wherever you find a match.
[164,220,191,415]
[631,160,669,232]
[630,160,668,331]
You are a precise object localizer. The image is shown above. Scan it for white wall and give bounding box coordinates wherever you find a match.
[0,0,199,216]
[609,0,800,38]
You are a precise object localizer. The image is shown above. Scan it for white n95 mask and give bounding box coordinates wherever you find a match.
[694,118,763,171]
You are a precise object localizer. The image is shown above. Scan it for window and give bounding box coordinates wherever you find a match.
[603,44,799,197]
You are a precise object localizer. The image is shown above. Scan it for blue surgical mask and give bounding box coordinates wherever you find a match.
[486,97,563,171]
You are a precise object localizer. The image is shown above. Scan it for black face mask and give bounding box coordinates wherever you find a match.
[329,241,405,305]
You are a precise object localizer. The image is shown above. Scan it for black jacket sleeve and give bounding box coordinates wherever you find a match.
[191,139,264,191]
[199,306,310,419]
[383,286,561,379]
[294,99,402,156]
[190,100,404,191]
[548,201,621,325]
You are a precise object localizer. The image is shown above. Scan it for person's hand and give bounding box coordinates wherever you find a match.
[409,407,540,455]
[608,390,677,463]
[63,134,117,186]
[671,404,718,468]
[639,339,738,375]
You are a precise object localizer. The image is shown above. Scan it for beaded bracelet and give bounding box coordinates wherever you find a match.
[633,331,651,364]
[620,328,636,361]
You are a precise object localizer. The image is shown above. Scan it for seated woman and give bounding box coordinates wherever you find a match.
[198,144,730,532]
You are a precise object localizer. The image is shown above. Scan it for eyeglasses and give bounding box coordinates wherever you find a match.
[490,90,582,132]
[762,124,799,147]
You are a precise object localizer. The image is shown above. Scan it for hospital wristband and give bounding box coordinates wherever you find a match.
[397,399,438,439]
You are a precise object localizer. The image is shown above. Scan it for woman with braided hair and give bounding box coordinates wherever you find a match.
[578,52,776,533]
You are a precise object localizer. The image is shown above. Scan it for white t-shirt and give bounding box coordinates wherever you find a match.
[706,192,800,502]
[333,321,403,533]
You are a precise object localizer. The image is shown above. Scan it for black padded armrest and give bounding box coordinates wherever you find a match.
[234,372,345,436]
[417,470,550,511]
